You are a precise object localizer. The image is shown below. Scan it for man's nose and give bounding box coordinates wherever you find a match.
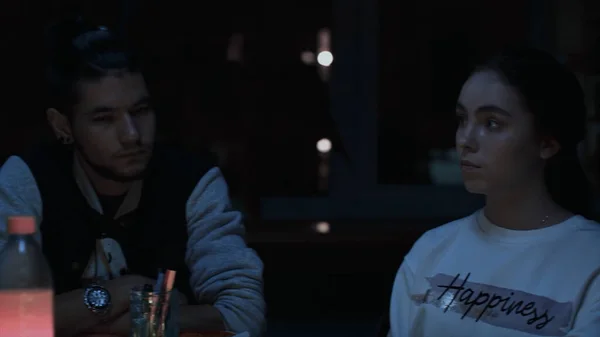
[119,114,140,144]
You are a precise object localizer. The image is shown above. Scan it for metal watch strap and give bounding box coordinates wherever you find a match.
[84,282,112,317]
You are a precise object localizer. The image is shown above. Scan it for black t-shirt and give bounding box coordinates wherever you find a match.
[92,194,131,279]
[97,194,125,220]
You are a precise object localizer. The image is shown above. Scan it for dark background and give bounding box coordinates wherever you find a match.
[0,0,598,335]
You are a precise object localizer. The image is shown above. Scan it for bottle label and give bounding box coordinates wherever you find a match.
[0,289,54,337]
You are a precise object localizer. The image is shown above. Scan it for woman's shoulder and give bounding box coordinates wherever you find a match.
[404,212,477,265]
[566,214,600,247]
[572,214,600,228]
[422,214,474,238]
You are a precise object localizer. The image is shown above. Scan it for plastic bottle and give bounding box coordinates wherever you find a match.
[0,216,54,336]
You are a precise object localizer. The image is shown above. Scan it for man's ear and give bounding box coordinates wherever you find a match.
[46,108,73,143]
[539,137,561,160]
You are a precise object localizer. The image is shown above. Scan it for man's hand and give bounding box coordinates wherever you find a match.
[81,312,130,336]
[83,275,189,336]
[103,274,157,316]
[176,290,189,305]
[178,305,226,332]
[78,275,155,336]
[55,274,157,337]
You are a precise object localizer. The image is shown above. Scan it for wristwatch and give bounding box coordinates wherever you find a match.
[83,283,112,316]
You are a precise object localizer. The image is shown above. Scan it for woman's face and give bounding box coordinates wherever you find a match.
[455,70,554,195]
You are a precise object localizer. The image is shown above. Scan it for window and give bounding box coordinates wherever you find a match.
[378,0,528,186]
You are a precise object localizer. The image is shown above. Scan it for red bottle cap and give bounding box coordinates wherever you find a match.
[7,216,36,235]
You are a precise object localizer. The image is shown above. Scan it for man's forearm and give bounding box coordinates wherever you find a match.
[178,305,226,332]
[80,311,131,336]
[55,285,128,337]
[87,304,227,335]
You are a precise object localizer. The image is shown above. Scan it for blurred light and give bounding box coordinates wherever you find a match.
[317,51,334,67]
[318,28,331,50]
[317,28,332,81]
[314,221,330,234]
[227,33,244,63]
[300,51,316,65]
[316,138,332,153]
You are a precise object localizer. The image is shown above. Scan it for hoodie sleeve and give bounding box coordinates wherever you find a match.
[184,167,265,336]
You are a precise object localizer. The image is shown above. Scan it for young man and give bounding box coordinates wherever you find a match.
[0,19,265,336]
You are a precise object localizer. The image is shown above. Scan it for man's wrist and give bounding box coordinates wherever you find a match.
[83,282,113,318]
[104,278,132,315]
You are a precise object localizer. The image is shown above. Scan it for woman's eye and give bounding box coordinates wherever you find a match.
[486,119,501,129]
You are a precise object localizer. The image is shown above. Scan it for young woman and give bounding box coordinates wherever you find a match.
[388,48,599,337]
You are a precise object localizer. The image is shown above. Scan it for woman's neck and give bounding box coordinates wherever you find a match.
[484,180,572,230]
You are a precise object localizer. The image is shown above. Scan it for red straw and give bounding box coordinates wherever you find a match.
[163,270,176,292]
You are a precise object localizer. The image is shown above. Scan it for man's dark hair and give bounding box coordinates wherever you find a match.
[477,47,589,215]
[44,16,142,116]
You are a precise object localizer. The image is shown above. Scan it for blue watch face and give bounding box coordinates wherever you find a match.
[86,285,111,310]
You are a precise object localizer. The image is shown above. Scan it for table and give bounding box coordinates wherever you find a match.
[84,331,234,337]
[180,332,235,337]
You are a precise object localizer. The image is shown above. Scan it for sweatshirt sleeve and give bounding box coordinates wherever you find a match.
[567,273,600,336]
[0,156,43,251]
[184,167,265,336]
[388,259,416,337]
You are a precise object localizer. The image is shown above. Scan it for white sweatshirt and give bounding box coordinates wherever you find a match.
[389,210,600,337]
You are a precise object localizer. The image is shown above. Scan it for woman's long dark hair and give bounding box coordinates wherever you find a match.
[479,48,590,215]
